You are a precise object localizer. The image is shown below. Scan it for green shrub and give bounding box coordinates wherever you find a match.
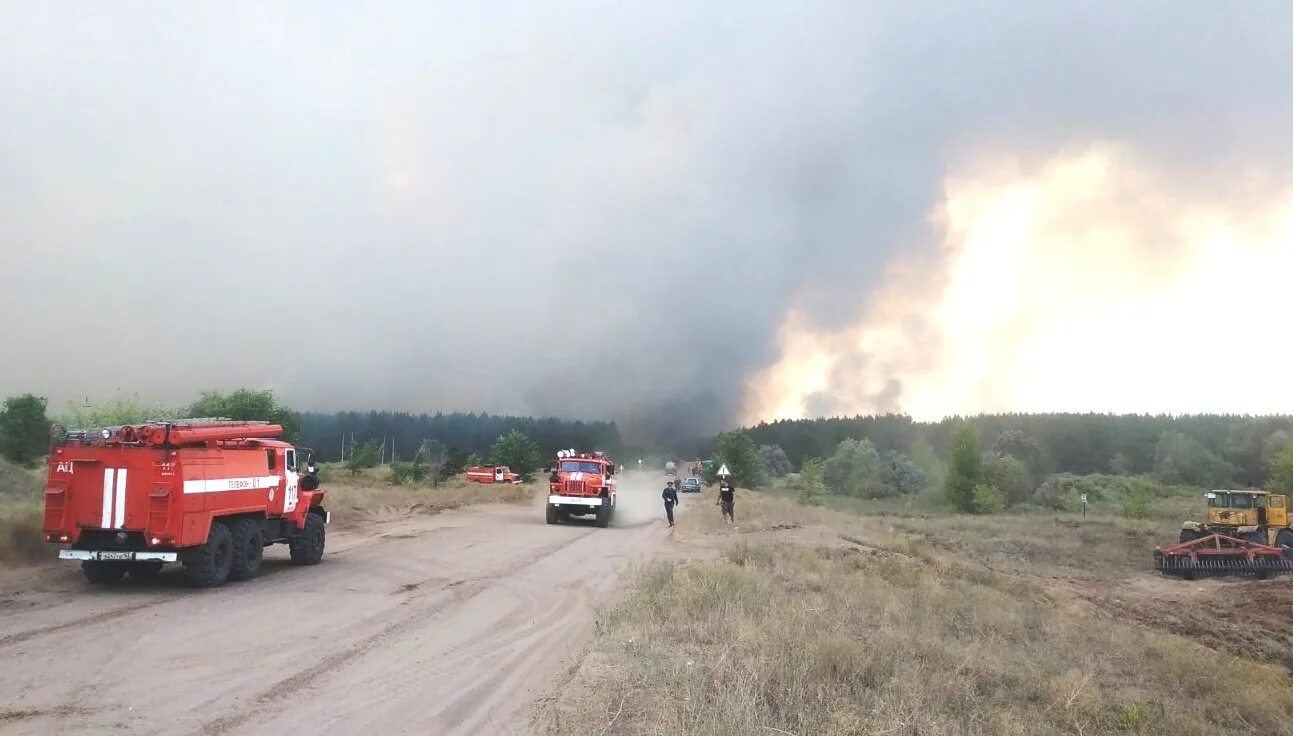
[972,483,1006,514]
[1123,488,1151,519]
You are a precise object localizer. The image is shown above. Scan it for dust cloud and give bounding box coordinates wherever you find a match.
[1,4,1290,440]
[609,471,671,529]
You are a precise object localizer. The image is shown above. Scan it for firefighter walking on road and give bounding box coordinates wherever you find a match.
[717,478,735,523]
[662,480,679,527]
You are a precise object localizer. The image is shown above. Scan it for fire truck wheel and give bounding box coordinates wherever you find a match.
[229,518,265,581]
[596,503,611,528]
[184,521,233,588]
[127,561,164,580]
[290,513,326,566]
[546,504,558,525]
[81,561,127,584]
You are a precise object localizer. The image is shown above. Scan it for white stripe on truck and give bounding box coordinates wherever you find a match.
[114,468,128,529]
[182,476,281,494]
[101,469,114,528]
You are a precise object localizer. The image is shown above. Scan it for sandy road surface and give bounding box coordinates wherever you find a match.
[0,473,681,736]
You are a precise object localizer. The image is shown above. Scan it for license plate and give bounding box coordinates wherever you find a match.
[99,551,132,561]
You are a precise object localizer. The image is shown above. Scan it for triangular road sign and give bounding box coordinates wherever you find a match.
[717,464,731,477]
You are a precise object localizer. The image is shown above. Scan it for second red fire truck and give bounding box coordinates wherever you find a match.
[547,450,617,527]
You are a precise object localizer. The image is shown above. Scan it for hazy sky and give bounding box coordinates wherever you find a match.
[2,2,1291,441]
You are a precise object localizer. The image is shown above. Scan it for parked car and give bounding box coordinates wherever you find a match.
[679,477,702,493]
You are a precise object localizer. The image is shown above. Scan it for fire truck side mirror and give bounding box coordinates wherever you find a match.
[608,464,616,475]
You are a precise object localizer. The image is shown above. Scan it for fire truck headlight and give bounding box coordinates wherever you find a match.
[115,531,128,544]
[150,537,161,546]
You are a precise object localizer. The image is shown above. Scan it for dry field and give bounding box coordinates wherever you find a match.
[0,460,43,564]
[538,490,1293,736]
[320,467,539,529]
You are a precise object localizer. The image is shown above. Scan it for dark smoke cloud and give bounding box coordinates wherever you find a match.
[1,2,1289,442]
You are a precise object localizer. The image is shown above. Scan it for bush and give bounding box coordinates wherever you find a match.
[1033,473,1172,513]
[945,423,982,513]
[823,438,888,498]
[972,483,1006,514]
[983,453,1033,506]
[0,394,50,466]
[1122,488,1151,519]
[798,458,825,506]
[346,441,381,476]
[880,450,927,494]
[389,461,421,486]
[760,444,793,478]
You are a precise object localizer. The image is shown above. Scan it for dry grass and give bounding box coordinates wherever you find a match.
[323,474,538,528]
[539,493,1293,736]
[0,459,45,565]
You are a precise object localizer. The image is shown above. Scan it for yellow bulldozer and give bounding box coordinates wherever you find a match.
[1155,489,1293,578]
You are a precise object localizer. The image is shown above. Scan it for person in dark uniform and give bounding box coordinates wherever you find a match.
[301,463,321,492]
[717,478,735,522]
[662,480,679,527]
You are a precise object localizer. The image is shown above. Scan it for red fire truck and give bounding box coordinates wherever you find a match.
[547,450,617,527]
[42,420,329,587]
[465,465,521,484]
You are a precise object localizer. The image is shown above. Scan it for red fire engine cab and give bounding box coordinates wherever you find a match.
[547,450,617,527]
[42,420,329,587]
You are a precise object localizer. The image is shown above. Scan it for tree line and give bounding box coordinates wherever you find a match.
[0,391,619,479]
[298,410,621,464]
[699,414,1293,515]
[734,413,1293,488]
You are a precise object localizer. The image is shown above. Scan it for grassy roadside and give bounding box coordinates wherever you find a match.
[539,492,1293,736]
[310,466,539,529]
[0,460,44,565]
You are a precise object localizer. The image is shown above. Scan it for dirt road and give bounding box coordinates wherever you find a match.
[0,473,679,735]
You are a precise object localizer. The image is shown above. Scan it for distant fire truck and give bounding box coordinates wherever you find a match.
[547,450,617,527]
[465,465,521,484]
[43,420,329,587]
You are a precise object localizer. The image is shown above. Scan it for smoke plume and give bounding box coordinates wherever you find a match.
[0,3,1289,442]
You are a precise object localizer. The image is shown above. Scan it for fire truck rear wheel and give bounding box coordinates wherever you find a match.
[229,518,265,581]
[290,512,326,566]
[546,504,559,525]
[184,521,233,588]
[81,561,127,584]
[127,561,164,580]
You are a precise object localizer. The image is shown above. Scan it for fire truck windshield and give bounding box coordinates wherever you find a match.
[560,461,603,473]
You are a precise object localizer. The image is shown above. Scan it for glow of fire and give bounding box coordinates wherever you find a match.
[744,145,1293,423]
